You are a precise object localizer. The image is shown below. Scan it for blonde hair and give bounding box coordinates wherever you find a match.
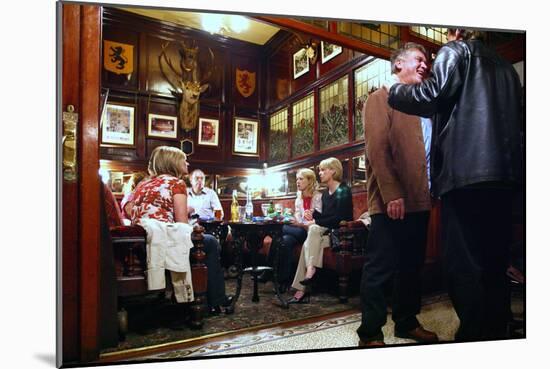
[147,146,187,179]
[297,168,318,197]
[319,157,343,182]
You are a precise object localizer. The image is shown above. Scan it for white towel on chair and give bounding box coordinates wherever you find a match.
[139,218,194,302]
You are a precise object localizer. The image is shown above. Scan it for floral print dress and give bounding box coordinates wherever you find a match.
[129,174,187,225]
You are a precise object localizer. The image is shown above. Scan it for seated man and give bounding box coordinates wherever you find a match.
[187,169,223,220]
[187,169,230,259]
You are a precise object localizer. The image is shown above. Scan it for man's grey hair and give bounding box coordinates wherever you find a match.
[190,169,205,180]
[390,42,428,74]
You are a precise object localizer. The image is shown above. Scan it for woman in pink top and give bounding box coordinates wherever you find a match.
[262,168,322,292]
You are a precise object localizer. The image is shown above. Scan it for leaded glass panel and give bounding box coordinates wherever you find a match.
[410,26,448,44]
[320,76,349,150]
[338,22,400,50]
[269,108,288,162]
[354,58,391,140]
[292,93,314,158]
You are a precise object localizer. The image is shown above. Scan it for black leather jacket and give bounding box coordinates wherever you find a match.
[388,39,523,197]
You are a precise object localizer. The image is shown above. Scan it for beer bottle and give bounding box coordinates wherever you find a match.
[231,189,239,222]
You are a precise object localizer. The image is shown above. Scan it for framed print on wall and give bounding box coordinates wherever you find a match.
[100,103,135,147]
[197,117,220,146]
[147,113,178,139]
[321,41,343,63]
[293,48,309,79]
[233,118,259,156]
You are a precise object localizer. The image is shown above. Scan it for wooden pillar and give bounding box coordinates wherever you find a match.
[78,4,102,363]
[61,2,81,362]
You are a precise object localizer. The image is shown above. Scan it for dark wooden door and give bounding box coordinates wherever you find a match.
[60,2,102,364]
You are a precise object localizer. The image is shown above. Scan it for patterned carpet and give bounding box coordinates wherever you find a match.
[101,272,362,355]
[110,291,524,362]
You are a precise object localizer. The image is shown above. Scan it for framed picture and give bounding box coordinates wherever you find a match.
[293,48,309,79]
[197,117,220,146]
[147,113,178,139]
[101,103,135,147]
[233,118,259,156]
[321,41,343,64]
[109,171,124,194]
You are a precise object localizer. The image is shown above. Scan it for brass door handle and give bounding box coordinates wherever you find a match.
[62,105,78,182]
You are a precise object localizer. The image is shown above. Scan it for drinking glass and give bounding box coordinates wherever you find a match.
[261,203,270,216]
[238,206,246,222]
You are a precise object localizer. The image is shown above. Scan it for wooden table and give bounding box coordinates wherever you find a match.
[227,221,289,309]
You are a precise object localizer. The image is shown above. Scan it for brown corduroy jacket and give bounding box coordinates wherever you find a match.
[363,88,431,216]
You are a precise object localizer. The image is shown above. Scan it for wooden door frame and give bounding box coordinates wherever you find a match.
[60,2,102,364]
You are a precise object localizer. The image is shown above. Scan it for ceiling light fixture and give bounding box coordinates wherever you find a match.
[201,14,250,35]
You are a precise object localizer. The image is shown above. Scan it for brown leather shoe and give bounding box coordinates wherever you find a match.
[358,339,386,347]
[395,326,439,343]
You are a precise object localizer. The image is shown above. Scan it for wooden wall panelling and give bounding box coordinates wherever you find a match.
[101,8,266,172]
[144,96,179,146]
[289,35,316,96]
[189,104,223,163]
[313,88,320,153]
[99,92,140,163]
[318,44,352,77]
[350,61,360,143]
[232,53,261,109]
[270,58,291,107]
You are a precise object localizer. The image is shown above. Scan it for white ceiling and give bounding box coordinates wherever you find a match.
[119,7,281,45]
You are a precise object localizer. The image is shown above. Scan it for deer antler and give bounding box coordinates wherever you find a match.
[158,41,182,93]
[199,47,215,85]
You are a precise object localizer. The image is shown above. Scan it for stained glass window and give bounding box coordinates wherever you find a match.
[410,26,448,44]
[338,22,400,50]
[295,18,328,30]
[292,93,314,158]
[269,108,288,163]
[354,58,391,140]
[319,76,349,150]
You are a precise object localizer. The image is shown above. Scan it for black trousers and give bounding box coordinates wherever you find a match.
[266,225,307,284]
[203,234,227,307]
[356,211,429,341]
[281,225,307,283]
[441,188,512,341]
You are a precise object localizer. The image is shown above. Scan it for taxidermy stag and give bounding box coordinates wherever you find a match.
[159,40,214,131]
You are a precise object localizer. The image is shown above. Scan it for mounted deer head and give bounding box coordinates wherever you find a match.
[159,41,214,131]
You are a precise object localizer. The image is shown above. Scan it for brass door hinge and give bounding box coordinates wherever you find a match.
[62,105,78,182]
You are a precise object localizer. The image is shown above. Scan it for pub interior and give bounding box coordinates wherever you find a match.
[59,2,526,366]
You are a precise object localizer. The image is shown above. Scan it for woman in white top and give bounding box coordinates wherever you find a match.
[278,168,322,291]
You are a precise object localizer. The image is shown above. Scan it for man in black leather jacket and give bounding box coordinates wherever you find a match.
[387,29,524,342]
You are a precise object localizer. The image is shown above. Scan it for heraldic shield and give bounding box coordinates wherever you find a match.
[104,40,134,75]
[236,68,256,98]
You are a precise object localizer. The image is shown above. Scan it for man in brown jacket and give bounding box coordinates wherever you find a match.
[356,43,438,346]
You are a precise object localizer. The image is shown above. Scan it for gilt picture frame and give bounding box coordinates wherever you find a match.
[197,117,220,146]
[147,113,178,139]
[293,48,309,79]
[321,41,343,63]
[233,117,259,156]
[100,102,136,147]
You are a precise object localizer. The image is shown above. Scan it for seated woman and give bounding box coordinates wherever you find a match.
[127,146,232,315]
[258,168,322,292]
[288,157,353,304]
[278,168,322,290]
